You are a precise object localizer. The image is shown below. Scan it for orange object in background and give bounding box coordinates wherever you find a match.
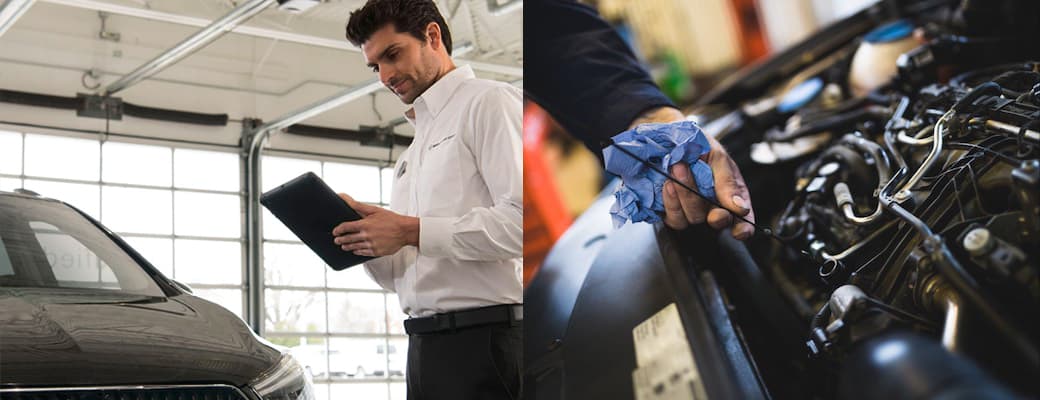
[730,0,770,64]
[523,101,573,286]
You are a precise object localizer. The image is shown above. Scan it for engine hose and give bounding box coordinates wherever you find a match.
[810,303,831,330]
[897,123,937,146]
[949,62,1038,88]
[834,134,892,225]
[991,70,1039,92]
[767,105,889,142]
[952,82,1002,114]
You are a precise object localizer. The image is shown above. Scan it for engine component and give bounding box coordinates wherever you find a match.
[849,20,919,97]
[840,333,1017,400]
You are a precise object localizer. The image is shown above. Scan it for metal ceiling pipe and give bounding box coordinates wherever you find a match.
[243,78,383,332]
[257,79,384,134]
[100,0,274,96]
[40,0,523,77]
[0,0,36,38]
[487,0,522,16]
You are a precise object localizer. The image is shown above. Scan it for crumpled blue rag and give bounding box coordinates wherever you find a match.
[604,120,717,228]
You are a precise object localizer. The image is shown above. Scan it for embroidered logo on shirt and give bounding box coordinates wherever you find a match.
[397,160,408,178]
[427,134,456,150]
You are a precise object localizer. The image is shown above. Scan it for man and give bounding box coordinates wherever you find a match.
[332,0,523,399]
[525,0,755,239]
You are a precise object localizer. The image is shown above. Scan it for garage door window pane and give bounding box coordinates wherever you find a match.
[328,338,395,380]
[24,180,100,218]
[326,263,381,290]
[329,383,389,400]
[284,338,328,378]
[265,289,326,333]
[390,383,406,400]
[174,149,239,191]
[192,288,244,319]
[388,338,407,379]
[102,186,171,234]
[328,292,386,334]
[264,242,325,287]
[311,383,329,400]
[0,178,22,192]
[102,142,172,186]
[0,131,21,174]
[24,134,99,181]
[385,294,406,335]
[174,191,240,238]
[323,163,380,204]
[175,239,241,285]
[263,156,320,192]
[123,237,173,278]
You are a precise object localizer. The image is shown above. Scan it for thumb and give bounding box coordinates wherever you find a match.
[707,147,751,218]
[339,193,380,216]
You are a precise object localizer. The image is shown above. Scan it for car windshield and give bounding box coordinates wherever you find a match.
[0,194,164,297]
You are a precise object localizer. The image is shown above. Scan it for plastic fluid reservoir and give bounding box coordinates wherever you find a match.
[849,20,918,97]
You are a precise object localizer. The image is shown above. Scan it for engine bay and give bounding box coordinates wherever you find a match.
[694,0,1040,397]
[524,1,1040,398]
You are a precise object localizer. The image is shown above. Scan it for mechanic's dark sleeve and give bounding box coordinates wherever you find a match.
[524,0,676,153]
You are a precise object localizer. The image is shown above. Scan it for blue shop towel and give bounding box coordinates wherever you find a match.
[604,120,717,228]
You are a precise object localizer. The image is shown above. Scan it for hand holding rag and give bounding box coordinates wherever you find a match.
[604,120,717,228]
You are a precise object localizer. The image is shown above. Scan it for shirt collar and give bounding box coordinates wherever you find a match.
[404,64,475,124]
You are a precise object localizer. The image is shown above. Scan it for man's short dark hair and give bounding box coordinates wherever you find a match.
[345,0,453,54]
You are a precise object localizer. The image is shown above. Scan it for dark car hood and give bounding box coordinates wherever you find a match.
[0,288,281,388]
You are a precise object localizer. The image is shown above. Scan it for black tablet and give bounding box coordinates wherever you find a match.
[260,172,374,270]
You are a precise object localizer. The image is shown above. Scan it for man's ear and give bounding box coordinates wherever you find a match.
[426,22,442,51]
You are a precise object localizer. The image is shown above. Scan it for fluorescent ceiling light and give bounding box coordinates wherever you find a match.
[0,0,36,38]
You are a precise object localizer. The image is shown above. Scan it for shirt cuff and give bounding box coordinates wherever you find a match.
[419,217,454,258]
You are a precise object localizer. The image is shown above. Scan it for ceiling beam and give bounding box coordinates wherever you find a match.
[102,0,274,96]
[39,0,522,77]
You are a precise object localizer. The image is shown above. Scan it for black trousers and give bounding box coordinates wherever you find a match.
[406,321,522,400]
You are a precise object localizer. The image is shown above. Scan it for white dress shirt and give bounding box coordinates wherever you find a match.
[363,65,523,318]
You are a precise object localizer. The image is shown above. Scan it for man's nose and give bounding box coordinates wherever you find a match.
[379,66,395,86]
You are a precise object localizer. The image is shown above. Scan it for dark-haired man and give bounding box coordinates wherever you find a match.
[331,0,523,398]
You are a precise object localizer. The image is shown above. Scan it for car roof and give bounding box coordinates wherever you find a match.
[0,190,68,205]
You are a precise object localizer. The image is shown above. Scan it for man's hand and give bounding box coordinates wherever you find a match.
[630,107,756,240]
[332,194,419,257]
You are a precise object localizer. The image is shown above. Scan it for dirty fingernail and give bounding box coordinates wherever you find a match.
[732,195,748,212]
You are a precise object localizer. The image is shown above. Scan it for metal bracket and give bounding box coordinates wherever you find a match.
[76,93,123,120]
[98,11,121,42]
[359,125,395,148]
[239,118,264,152]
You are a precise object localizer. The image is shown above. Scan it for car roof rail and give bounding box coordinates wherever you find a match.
[14,188,41,197]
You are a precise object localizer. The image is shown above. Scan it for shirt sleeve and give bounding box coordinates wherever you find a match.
[362,255,396,293]
[418,86,523,261]
[524,0,676,153]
